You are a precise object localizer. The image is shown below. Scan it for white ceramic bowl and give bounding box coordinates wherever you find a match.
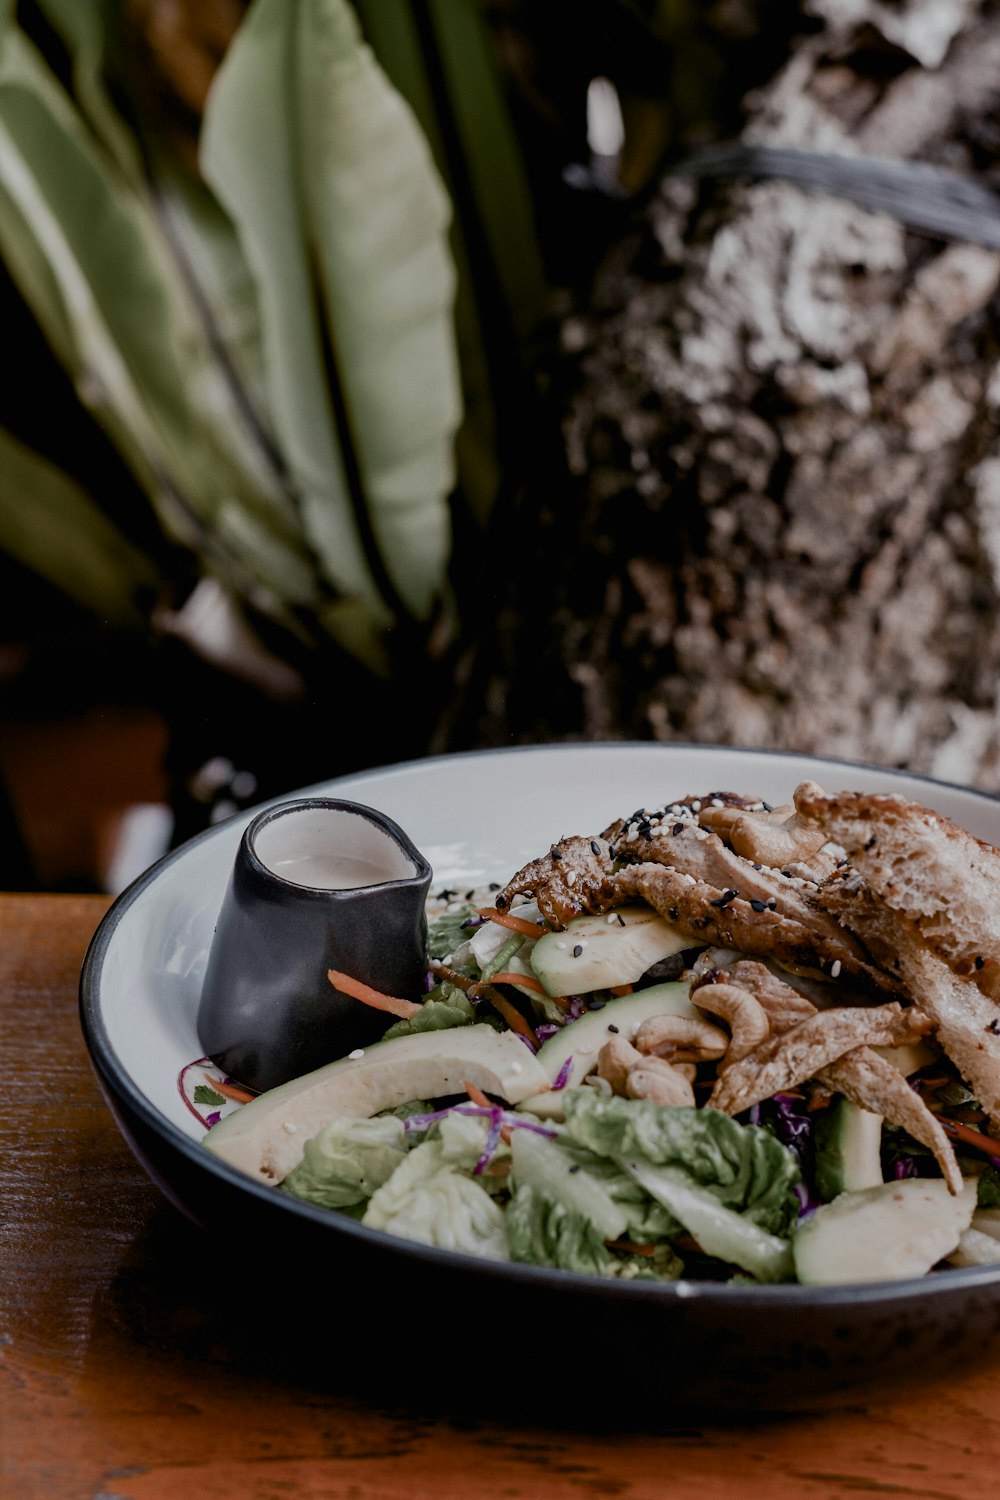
[80,743,1000,1413]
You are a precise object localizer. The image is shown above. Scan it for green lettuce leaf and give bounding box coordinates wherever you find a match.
[553,1140,684,1241]
[505,1182,685,1281]
[281,1113,408,1209]
[622,1160,794,1283]
[362,1129,508,1259]
[382,989,474,1039]
[561,1090,801,1236]
[426,905,476,960]
[506,1182,616,1277]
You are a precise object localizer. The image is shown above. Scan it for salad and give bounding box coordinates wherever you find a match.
[201,780,1000,1285]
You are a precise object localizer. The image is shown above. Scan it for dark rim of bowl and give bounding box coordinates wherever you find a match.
[78,740,1000,1309]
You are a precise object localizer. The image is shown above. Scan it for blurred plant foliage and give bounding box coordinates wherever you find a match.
[0,0,479,679]
[0,0,784,692]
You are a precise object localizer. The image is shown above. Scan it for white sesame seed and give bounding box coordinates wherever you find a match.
[566,870,577,885]
[830,960,842,978]
[348,1048,365,1060]
[282,1120,297,1134]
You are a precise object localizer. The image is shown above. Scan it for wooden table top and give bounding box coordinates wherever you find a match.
[4,891,1000,1500]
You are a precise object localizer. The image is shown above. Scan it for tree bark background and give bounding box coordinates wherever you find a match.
[436,0,1000,793]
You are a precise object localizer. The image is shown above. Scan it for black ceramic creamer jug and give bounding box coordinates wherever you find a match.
[197,797,433,1093]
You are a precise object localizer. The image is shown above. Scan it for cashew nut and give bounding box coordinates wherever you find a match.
[626,1056,697,1107]
[634,1014,729,1063]
[597,1035,644,1094]
[728,809,829,869]
[691,981,770,1061]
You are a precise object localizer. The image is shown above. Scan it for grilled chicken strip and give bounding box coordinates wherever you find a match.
[699,959,962,1193]
[610,861,899,998]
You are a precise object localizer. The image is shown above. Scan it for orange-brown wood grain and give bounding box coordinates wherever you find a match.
[2,894,998,1500]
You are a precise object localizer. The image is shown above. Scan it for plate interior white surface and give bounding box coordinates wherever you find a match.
[92,744,1000,1141]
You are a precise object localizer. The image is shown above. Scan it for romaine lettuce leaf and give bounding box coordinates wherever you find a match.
[281,1114,408,1209]
[427,906,477,959]
[362,1133,508,1259]
[506,1182,685,1280]
[506,1182,616,1276]
[560,1090,801,1235]
[382,988,475,1039]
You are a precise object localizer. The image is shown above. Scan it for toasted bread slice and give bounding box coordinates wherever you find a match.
[794,782,1000,999]
[799,781,1000,1126]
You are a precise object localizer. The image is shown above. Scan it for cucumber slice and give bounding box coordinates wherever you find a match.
[205,1024,549,1184]
[793,1177,977,1285]
[873,1040,938,1076]
[948,1227,1000,1266]
[530,906,689,997]
[814,1097,884,1201]
[517,982,697,1119]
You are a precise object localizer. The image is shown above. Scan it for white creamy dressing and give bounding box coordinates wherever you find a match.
[267,851,395,890]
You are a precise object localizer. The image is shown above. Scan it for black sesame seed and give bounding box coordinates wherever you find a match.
[711,888,739,908]
[608,1023,620,1033]
[668,908,678,920]
[988,1018,1000,1035]
[572,944,583,957]
[672,822,685,836]
[976,956,985,969]
[617,913,626,926]
[569,1164,581,1173]
[750,898,767,913]
[864,835,878,850]
[550,846,562,860]
[589,999,606,1010]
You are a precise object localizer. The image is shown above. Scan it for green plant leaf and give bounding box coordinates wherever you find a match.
[0,425,160,626]
[0,24,339,643]
[32,0,145,181]
[199,0,462,624]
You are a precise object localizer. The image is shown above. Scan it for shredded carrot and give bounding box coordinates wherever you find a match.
[608,983,634,997]
[489,970,549,996]
[326,967,421,1019]
[941,1117,1000,1158]
[475,907,548,939]
[469,981,537,1040]
[204,1074,256,1105]
[607,1238,657,1257]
